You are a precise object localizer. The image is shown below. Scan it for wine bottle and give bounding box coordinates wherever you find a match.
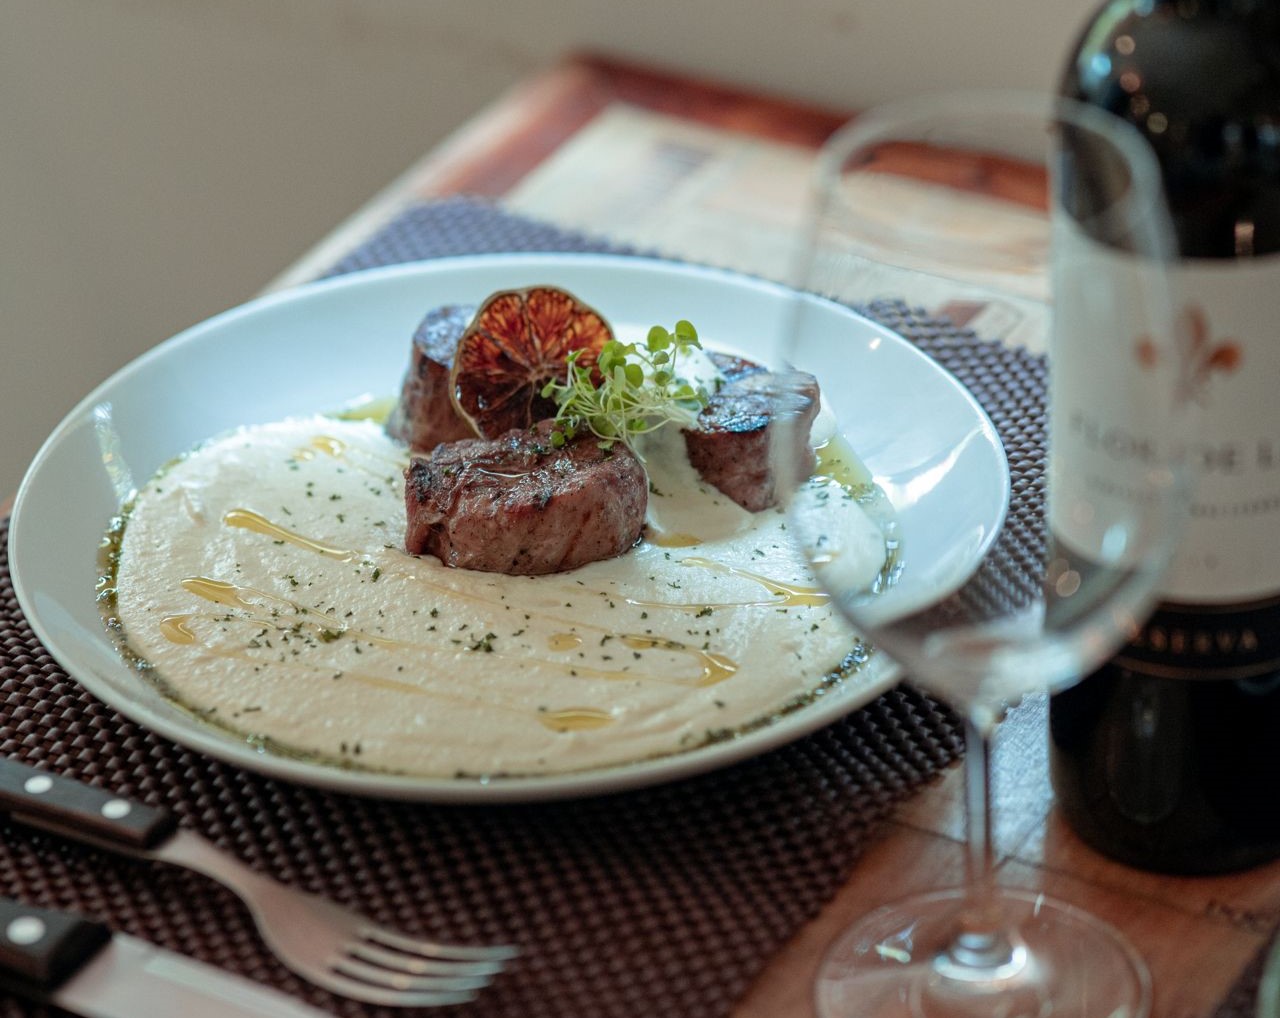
[1050,0,1280,874]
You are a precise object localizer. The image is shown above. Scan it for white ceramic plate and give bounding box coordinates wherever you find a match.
[8,254,1009,801]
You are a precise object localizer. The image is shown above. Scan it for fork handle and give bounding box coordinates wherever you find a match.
[0,758,176,851]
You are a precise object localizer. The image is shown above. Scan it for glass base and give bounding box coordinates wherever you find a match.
[814,888,1150,1018]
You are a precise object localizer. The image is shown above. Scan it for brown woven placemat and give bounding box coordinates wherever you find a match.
[0,197,1055,1018]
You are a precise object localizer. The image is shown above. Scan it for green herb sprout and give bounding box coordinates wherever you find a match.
[540,320,712,453]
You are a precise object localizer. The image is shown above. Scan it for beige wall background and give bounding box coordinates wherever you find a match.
[1,0,1098,499]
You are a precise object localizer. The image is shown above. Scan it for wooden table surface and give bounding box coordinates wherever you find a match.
[14,53,1280,1018]
[356,54,1279,1018]
[277,53,1280,1017]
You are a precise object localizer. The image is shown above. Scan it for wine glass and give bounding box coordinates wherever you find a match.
[775,91,1184,1017]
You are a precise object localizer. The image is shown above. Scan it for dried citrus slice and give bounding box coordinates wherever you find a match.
[450,286,613,438]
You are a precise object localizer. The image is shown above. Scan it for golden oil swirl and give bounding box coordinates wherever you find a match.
[620,635,737,686]
[180,576,260,610]
[682,557,831,607]
[626,557,830,610]
[303,435,347,459]
[538,707,614,732]
[159,614,197,645]
[545,632,737,687]
[223,509,362,563]
[646,529,703,548]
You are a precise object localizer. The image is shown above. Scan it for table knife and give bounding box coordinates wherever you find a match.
[0,896,330,1018]
[0,757,514,1008]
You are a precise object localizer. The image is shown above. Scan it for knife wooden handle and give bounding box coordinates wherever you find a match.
[0,897,109,989]
[0,758,176,851]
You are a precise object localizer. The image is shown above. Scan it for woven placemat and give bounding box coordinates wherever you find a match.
[0,197,1057,1018]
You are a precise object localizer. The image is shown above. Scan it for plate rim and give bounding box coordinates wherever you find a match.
[8,252,1008,802]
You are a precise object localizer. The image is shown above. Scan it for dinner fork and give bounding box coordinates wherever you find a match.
[0,758,517,1008]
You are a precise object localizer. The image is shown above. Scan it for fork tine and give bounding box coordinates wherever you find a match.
[334,955,493,993]
[348,940,507,978]
[358,923,519,962]
[322,966,480,1009]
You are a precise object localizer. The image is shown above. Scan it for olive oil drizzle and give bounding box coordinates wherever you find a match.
[220,506,823,628]
[301,435,346,459]
[159,614,196,645]
[621,635,737,686]
[646,529,703,548]
[165,569,733,749]
[813,437,875,490]
[223,509,364,563]
[546,632,737,686]
[178,577,399,649]
[682,557,831,607]
[294,433,406,471]
[289,433,409,491]
[538,707,614,732]
[331,397,397,424]
[175,571,735,691]
[163,621,532,708]
[157,600,605,720]
[626,557,831,610]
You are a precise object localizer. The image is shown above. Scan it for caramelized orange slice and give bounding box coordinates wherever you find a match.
[450,286,613,438]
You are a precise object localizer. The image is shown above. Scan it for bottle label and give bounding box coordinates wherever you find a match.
[1048,215,1185,575]
[1155,256,1280,602]
[1051,213,1280,680]
[1051,219,1280,605]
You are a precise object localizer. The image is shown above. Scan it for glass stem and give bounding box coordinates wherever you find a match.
[941,716,1020,975]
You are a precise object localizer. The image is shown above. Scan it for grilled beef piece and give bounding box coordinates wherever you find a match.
[706,350,763,384]
[385,304,478,453]
[404,421,647,575]
[387,307,819,518]
[683,365,821,512]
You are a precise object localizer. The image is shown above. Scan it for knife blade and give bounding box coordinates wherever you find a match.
[0,897,330,1018]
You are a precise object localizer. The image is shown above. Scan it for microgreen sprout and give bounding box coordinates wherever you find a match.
[540,320,712,454]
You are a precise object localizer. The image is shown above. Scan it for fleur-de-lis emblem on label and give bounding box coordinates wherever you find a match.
[1135,303,1241,403]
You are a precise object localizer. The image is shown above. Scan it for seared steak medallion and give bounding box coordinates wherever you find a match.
[683,366,821,513]
[385,304,478,453]
[706,350,764,385]
[390,301,821,557]
[404,421,647,575]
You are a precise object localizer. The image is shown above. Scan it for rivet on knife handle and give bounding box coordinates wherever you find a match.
[0,897,110,990]
[0,758,176,850]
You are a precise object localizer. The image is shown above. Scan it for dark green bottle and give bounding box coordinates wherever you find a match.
[1050,0,1280,874]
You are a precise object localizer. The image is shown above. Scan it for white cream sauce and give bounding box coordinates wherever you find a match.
[108,415,887,777]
